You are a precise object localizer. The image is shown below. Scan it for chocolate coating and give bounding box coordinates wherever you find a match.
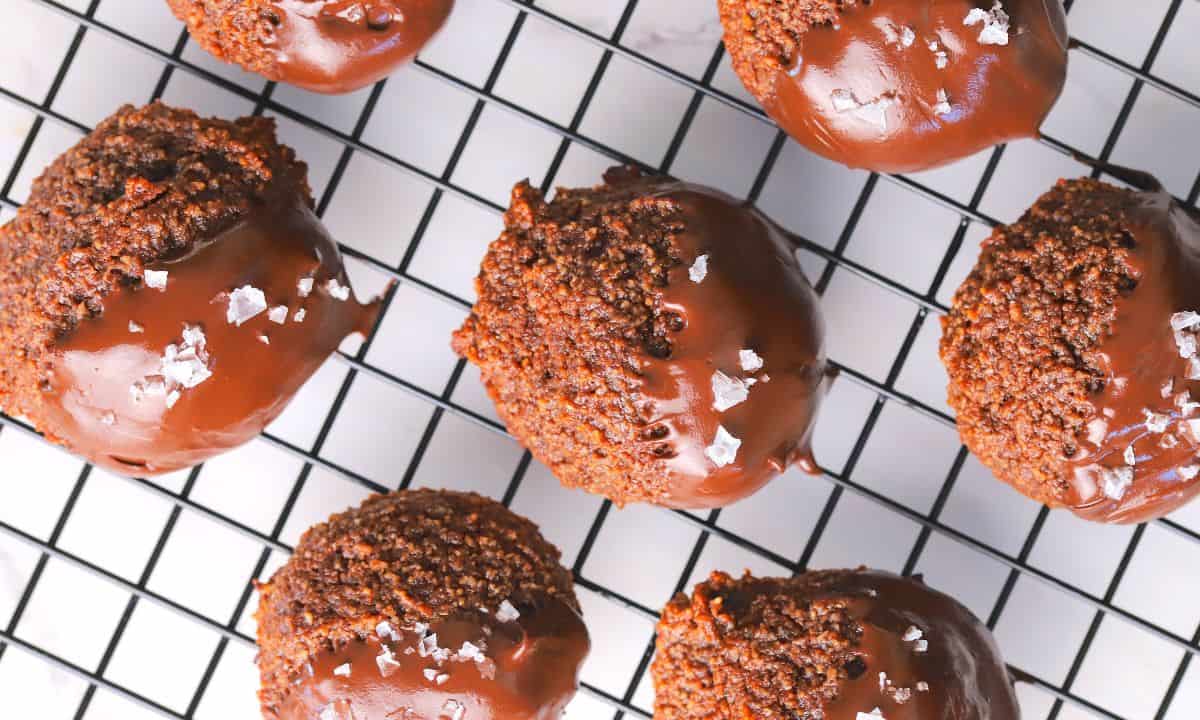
[452,167,832,508]
[941,171,1200,524]
[166,0,455,94]
[653,570,1019,720]
[0,102,376,476]
[718,0,1069,173]
[255,489,587,720]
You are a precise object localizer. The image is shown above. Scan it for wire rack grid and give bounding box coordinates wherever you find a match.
[0,0,1198,719]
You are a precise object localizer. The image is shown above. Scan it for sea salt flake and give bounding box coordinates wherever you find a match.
[712,371,753,412]
[376,646,401,677]
[457,641,485,663]
[917,681,930,692]
[892,687,913,704]
[856,709,885,720]
[326,279,351,301]
[1188,358,1200,381]
[144,269,168,290]
[1181,465,1200,481]
[443,699,465,720]
[902,626,923,642]
[1171,311,1200,331]
[419,633,440,658]
[934,88,952,116]
[100,411,116,426]
[705,425,742,468]
[269,305,289,324]
[496,600,520,623]
[899,26,915,47]
[1102,466,1134,501]
[165,389,181,408]
[1161,433,1181,449]
[298,277,315,297]
[879,671,889,691]
[377,621,399,641]
[1124,445,1137,466]
[913,639,929,653]
[1175,331,1197,359]
[1163,379,1176,398]
[226,285,268,326]
[831,89,859,112]
[1180,418,1200,443]
[334,663,352,677]
[423,668,438,683]
[413,622,430,637]
[294,308,307,323]
[689,254,709,283]
[963,1,1010,45]
[739,349,764,373]
[1145,410,1172,434]
[129,321,144,334]
[319,700,354,720]
[257,334,270,345]
[935,50,949,68]
[1086,417,1109,446]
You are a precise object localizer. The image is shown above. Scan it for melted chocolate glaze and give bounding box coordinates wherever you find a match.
[277,596,589,720]
[762,0,1067,173]
[816,571,1019,720]
[631,174,833,508]
[1063,178,1200,524]
[266,0,455,94]
[41,198,379,476]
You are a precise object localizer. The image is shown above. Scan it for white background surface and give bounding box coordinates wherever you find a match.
[0,0,1199,719]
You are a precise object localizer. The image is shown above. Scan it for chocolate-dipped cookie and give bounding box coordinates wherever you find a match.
[255,489,589,720]
[718,0,1068,173]
[0,102,378,476]
[452,167,833,509]
[166,0,454,94]
[941,170,1200,524]
[653,570,1019,720]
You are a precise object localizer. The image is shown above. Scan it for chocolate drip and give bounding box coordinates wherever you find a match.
[41,198,379,476]
[630,177,833,508]
[761,0,1068,173]
[265,0,455,93]
[276,596,589,720]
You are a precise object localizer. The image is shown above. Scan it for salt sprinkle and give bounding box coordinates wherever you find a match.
[917,681,930,692]
[444,699,466,720]
[689,254,710,283]
[1163,378,1176,399]
[1181,465,1200,481]
[376,646,402,677]
[457,641,485,663]
[934,89,952,116]
[831,89,859,112]
[899,26,915,47]
[333,663,351,677]
[158,325,213,393]
[1171,311,1200,331]
[319,701,353,720]
[298,277,315,297]
[712,370,754,412]
[1124,444,1137,467]
[326,278,351,301]
[1161,434,1181,450]
[1175,331,1197,359]
[1180,418,1200,444]
[1102,466,1134,501]
[879,671,888,692]
[1086,417,1109,446]
[144,269,168,290]
[129,321,144,334]
[901,626,923,642]
[423,668,438,683]
[294,308,308,323]
[913,639,929,653]
[831,90,896,131]
[257,334,270,345]
[705,425,742,468]
[100,411,116,426]
[856,709,885,720]
[496,600,521,623]
[166,389,181,408]
[377,621,399,641]
[269,305,289,324]
[963,1,1011,45]
[436,673,450,685]
[892,687,913,704]
[1144,410,1172,434]
[739,349,764,373]
[935,50,949,69]
[1188,358,1200,381]
[226,285,268,326]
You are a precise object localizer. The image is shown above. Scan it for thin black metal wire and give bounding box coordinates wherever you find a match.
[1,0,1198,718]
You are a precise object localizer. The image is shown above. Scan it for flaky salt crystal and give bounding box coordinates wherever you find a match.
[1180,418,1200,443]
[257,334,270,345]
[419,633,439,658]
[165,389,181,408]
[1086,417,1108,446]
[1162,433,1181,449]
[326,279,351,301]
[879,671,888,691]
[144,269,168,290]
[901,626,923,642]
[913,639,928,653]
[436,673,449,685]
[689,254,709,283]
[269,305,289,324]
[100,411,116,426]
[916,681,930,692]
[1102,466,1134,501]
[1145,410,1171,434]
[739,349,764,373]
[294,308,307,323]
[1172,311,1200,331]
[831,89,859,112]
[1188,359,1200,381]
[1163,379,1176,398]
[705,425,742,468]
[377,621,399,641]
[129,321,144,334]
[856,709,885,720]
[298,277,315,297]
[334,663,351,677]
[444,699,465,720]
[712,371,753,412]
[227,285,268,326]
[496,600,520,623]
[892,687,912,704]
[963,1,1010,45]
[900,26,915,47]
[1124,445,1137,466]
[935,50,949,69]
[457,641,485,663]
[1176,331,1197,359]
[376,646,401,677]
[1181,465,1200,481]
[423,668,438,683]
[934,89,952,116]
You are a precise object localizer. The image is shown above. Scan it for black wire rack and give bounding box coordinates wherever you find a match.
[0,0,1199,718]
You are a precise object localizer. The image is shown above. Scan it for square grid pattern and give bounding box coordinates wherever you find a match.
[0,1,1199,719]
